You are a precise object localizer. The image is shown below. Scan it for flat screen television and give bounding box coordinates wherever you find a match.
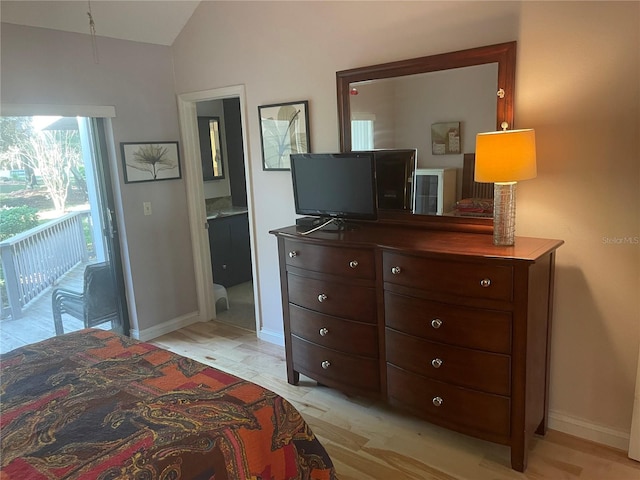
[358,149,417,211]
[290,153,378,224]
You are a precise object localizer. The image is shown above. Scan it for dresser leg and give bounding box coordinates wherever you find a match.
[535,416,548,436]
[511,440,527,472]
[287,369,300,385]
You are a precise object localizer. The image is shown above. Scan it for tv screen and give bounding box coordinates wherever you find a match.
[290,153,377,221]
[359,149,417,211]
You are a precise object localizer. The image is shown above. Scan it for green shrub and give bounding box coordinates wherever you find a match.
[0,206,40,241]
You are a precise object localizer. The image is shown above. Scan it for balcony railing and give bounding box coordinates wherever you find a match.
[0,210,93,319]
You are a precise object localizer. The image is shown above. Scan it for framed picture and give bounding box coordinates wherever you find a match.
[259,100,310,170]
[121,142,181,183]
[431,122,461,155]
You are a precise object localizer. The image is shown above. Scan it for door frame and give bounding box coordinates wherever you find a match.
[177,86,260,331]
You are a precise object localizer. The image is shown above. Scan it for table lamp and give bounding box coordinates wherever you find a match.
[475,128,537,246]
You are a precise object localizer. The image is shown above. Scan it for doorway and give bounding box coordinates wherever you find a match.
[0,114,129,353]
[177,86,260,333]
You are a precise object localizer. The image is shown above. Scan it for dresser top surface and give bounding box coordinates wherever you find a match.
[270,224,563,262]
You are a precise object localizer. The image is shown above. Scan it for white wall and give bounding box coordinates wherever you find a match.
[171,1,639,448]
[0,23,199,333]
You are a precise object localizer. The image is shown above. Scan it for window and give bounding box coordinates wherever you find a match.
[351,113,375,150]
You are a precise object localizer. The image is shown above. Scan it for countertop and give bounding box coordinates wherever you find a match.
[206,207,248,220]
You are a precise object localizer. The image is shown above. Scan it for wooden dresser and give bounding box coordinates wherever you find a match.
[271,223,563,472]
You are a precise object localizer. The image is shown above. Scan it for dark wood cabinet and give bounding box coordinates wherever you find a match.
[208,213,251,287]
[271,223,563,472]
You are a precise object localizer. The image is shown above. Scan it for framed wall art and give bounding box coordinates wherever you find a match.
[431,122,461,155]
[258,100,310,170]
[121,142,181,183]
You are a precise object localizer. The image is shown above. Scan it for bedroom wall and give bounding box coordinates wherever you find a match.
[0,23,199,334]
[171,1,639,450]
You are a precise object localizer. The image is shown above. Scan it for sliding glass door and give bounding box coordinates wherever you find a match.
[0,115,128,352]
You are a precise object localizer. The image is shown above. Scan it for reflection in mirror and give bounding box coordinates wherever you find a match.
[198,116,224,180]
[336,42,516,229]
[351,65,497,216]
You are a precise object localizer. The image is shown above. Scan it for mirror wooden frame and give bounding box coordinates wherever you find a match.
[336,42,517,233]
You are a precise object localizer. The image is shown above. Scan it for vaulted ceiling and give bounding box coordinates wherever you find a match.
[0,1,201,46]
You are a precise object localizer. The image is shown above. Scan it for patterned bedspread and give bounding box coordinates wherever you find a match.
[0,329,336,479]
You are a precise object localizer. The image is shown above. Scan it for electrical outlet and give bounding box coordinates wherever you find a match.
[143,202,152,216]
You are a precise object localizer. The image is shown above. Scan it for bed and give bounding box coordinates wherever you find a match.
[450,153,494,216]
[0,329,336,480]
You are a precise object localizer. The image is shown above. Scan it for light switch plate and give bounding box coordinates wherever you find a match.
[143,202,152,216]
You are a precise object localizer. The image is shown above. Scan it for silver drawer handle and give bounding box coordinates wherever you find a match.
[432,396,444,407]
[391,266,402,275]
[431,358,443,369]
[319,327,329,336]
[480,278,491,287]
[349,260,359,268]
[321,360,331,369]
[288,250,298,258]
[317,293,328,303]
[430,318,443,329]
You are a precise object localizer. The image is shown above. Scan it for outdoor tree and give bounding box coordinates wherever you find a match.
[19,130,81,212]
[0,117,34,170]
[1,117,83,213]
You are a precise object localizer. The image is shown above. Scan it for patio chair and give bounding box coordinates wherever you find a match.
[52,262,119,336]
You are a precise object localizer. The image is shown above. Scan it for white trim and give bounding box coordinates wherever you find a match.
[177,85,262,335]
[258,328,285,347]
[177,97,215,323]
[548,410,631,451]
[130,311,201,342]
[1,104,116,118]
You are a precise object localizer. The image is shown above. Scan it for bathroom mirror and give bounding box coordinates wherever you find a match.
[336,42,516,231]
[198,116,225,181]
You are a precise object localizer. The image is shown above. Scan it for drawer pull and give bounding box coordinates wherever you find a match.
[317,293,328,303]
[431,358,443,369]
[288,250,298,258]
[480,278,491,287]
[430,318,443,329]
[349,260,359,268]
[432,396,444,407]
[321,360,331,369]
[319,327,329,336]
[391,266,402,275]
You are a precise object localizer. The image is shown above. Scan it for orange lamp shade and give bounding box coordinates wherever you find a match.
[475,129,537,183]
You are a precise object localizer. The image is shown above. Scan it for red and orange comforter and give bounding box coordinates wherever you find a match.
[0,329,335,479]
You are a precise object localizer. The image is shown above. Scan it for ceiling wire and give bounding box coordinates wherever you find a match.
[87,0,99,64]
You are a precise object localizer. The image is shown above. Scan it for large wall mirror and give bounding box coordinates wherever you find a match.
[336,42,516,232]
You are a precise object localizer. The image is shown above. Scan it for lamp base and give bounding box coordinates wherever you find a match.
[493,182,517,246]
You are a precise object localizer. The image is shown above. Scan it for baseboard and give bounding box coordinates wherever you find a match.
[130,311,201,342]
[548,410,630,451]
[258,328,284,346]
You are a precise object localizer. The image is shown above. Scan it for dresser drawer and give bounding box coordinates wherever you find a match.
[387,364,510,440]
[386,328,510,396]
[291,336,380,393]
[384,292,512,354]
[383,252,513,302]
[287,272,376,322]
[289,304,378,358]
[284,239,375,279]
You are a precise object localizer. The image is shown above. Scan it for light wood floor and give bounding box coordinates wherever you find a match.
[153,321,640,480]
